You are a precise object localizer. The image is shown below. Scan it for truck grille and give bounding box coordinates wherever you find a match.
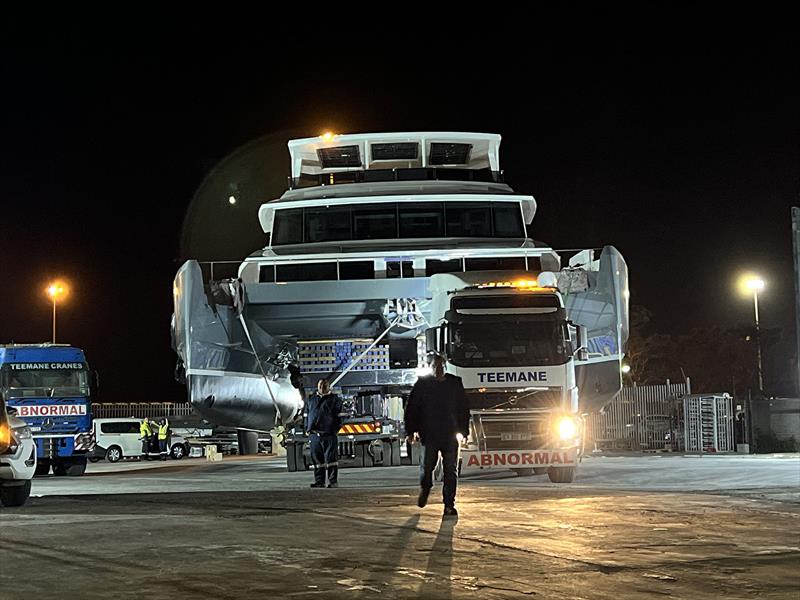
[473,412,550,451]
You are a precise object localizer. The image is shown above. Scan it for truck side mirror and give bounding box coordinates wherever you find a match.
[576,325,589,361]
[425,327,439,354]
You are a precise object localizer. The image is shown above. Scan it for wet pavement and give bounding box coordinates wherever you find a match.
[1,455,798,599]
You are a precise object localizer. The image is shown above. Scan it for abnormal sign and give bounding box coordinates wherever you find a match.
[461,449,577,469]
[15,405,88,417]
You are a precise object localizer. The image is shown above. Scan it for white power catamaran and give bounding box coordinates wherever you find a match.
[172,132,628,458]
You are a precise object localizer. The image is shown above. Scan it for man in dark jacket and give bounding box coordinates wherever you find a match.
[305,379,344,488]
[404,354,470,516]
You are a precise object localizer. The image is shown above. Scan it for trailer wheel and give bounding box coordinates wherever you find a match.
[547,466,575,483]
[286,443,298,472]
[389,439,401,466]
[0,480,31,507]
[512,468,535,477]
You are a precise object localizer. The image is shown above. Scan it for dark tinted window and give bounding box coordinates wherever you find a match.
[465,257,527,271]
[426,258,463,276]
[259,265,275,283]
[493,203,524,237]
[353,204,397,239]
[399,203,444,238]
[453,295,561,310]
[371,142,419,160]
[304,207,351,242]
[446,203,491,237]
[317,145,361,168]
[339,261,375,280]
[386,261,414,278]
[100,422,139,434]
[277,263,338,282]
[273,208,303,245]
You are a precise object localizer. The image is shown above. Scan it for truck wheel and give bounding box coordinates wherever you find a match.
[106,446,123,463]
[170,444,185,460]
[0,480,32,507]
[286,442,298,472]
[355,443,368,467]
[88,457,100,463]
[35,461,51,476]
[390,439,401,466]
[299,443,309,471]
[512,468,535,477]
[547,467,575,483]
[53,463,68,476]
[66,458,87,476]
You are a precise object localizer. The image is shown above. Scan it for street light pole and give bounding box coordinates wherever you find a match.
[46,282,66,344]
[52,294,57,343]
[745,277,766,395]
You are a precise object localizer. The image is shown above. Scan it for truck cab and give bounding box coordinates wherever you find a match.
[426,272,589,482]
[0,344,94,476]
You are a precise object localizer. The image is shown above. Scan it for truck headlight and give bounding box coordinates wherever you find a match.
[556,416,578,441]
[13,426,32,441]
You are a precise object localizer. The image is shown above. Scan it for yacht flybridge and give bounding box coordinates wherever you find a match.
[172,132,629,434]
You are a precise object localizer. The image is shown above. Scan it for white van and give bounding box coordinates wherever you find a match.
[91,418,189,462]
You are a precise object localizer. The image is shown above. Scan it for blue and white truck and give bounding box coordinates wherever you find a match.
[0,344,95,476]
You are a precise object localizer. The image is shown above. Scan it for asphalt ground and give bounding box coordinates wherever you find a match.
[1,454,798,599]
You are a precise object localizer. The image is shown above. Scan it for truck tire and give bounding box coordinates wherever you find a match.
[106,446,123,463]
[390,439,401,466]
[299,443,309,470]
[35,461,51,476]
[0,480,31,507]
[286,442,298,472]
[355,443,368,467]
[547,466,575,483]
[512,468,535,477]
[66,458,87,476]
[53,463,68,476]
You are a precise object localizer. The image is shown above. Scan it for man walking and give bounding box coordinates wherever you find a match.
[305,379,343,488]
[405,354,470,517]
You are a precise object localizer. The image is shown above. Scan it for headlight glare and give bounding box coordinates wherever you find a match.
[557,416,578,441]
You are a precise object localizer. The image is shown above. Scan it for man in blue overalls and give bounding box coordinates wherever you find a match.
[305,379,343,488]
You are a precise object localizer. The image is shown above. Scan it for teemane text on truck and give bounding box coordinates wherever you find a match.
[0,344,95,476]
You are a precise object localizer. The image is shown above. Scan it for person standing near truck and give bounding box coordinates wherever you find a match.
[305,379,343,488]
[405,353,470,517]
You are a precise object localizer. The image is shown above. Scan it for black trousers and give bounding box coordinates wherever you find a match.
[310,433,338,485]
[420,440,458,508]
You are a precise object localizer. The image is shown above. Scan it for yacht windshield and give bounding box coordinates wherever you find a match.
[450,318,569,367]
[2,365,90,398]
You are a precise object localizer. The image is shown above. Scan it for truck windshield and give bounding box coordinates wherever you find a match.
[2,366,90,398]
[450,318,569,367]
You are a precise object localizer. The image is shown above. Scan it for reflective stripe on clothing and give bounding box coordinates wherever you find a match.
[157,422,169,440]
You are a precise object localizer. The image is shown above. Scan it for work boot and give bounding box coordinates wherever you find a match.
[417,487,430,508]
[443,506,458,517]
[310,483,325,488]
[327,482,338,488]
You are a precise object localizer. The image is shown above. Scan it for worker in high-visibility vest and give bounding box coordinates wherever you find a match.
[139,417,153,459]
[157,418,170,461]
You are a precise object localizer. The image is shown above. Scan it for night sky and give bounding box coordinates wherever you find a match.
[1,26,797,402]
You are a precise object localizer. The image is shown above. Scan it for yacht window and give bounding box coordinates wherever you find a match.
[446,203,492,237]
[465,257,527,271]
[353,204,397,240]
[273,208,303,245]
[259,265,276,283]
[371,142,419,161]
[386,261,414,278]
[399,203,445,238]
[493,203,525,237]
[339,261,375,280]
[429,142,472,165]
[276,263,338,282]
[426,258,463,276]
[317,145,361,168]
[304,206,351,242]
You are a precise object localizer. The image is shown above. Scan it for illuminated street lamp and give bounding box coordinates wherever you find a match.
[744,276,766,394]
[46,281,67,343]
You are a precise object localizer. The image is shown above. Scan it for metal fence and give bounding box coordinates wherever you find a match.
[586,379,692,451]
[93,402,195,419]
[683,394,734,453]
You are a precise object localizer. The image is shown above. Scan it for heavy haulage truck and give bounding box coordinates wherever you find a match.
[425,249,628,482]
